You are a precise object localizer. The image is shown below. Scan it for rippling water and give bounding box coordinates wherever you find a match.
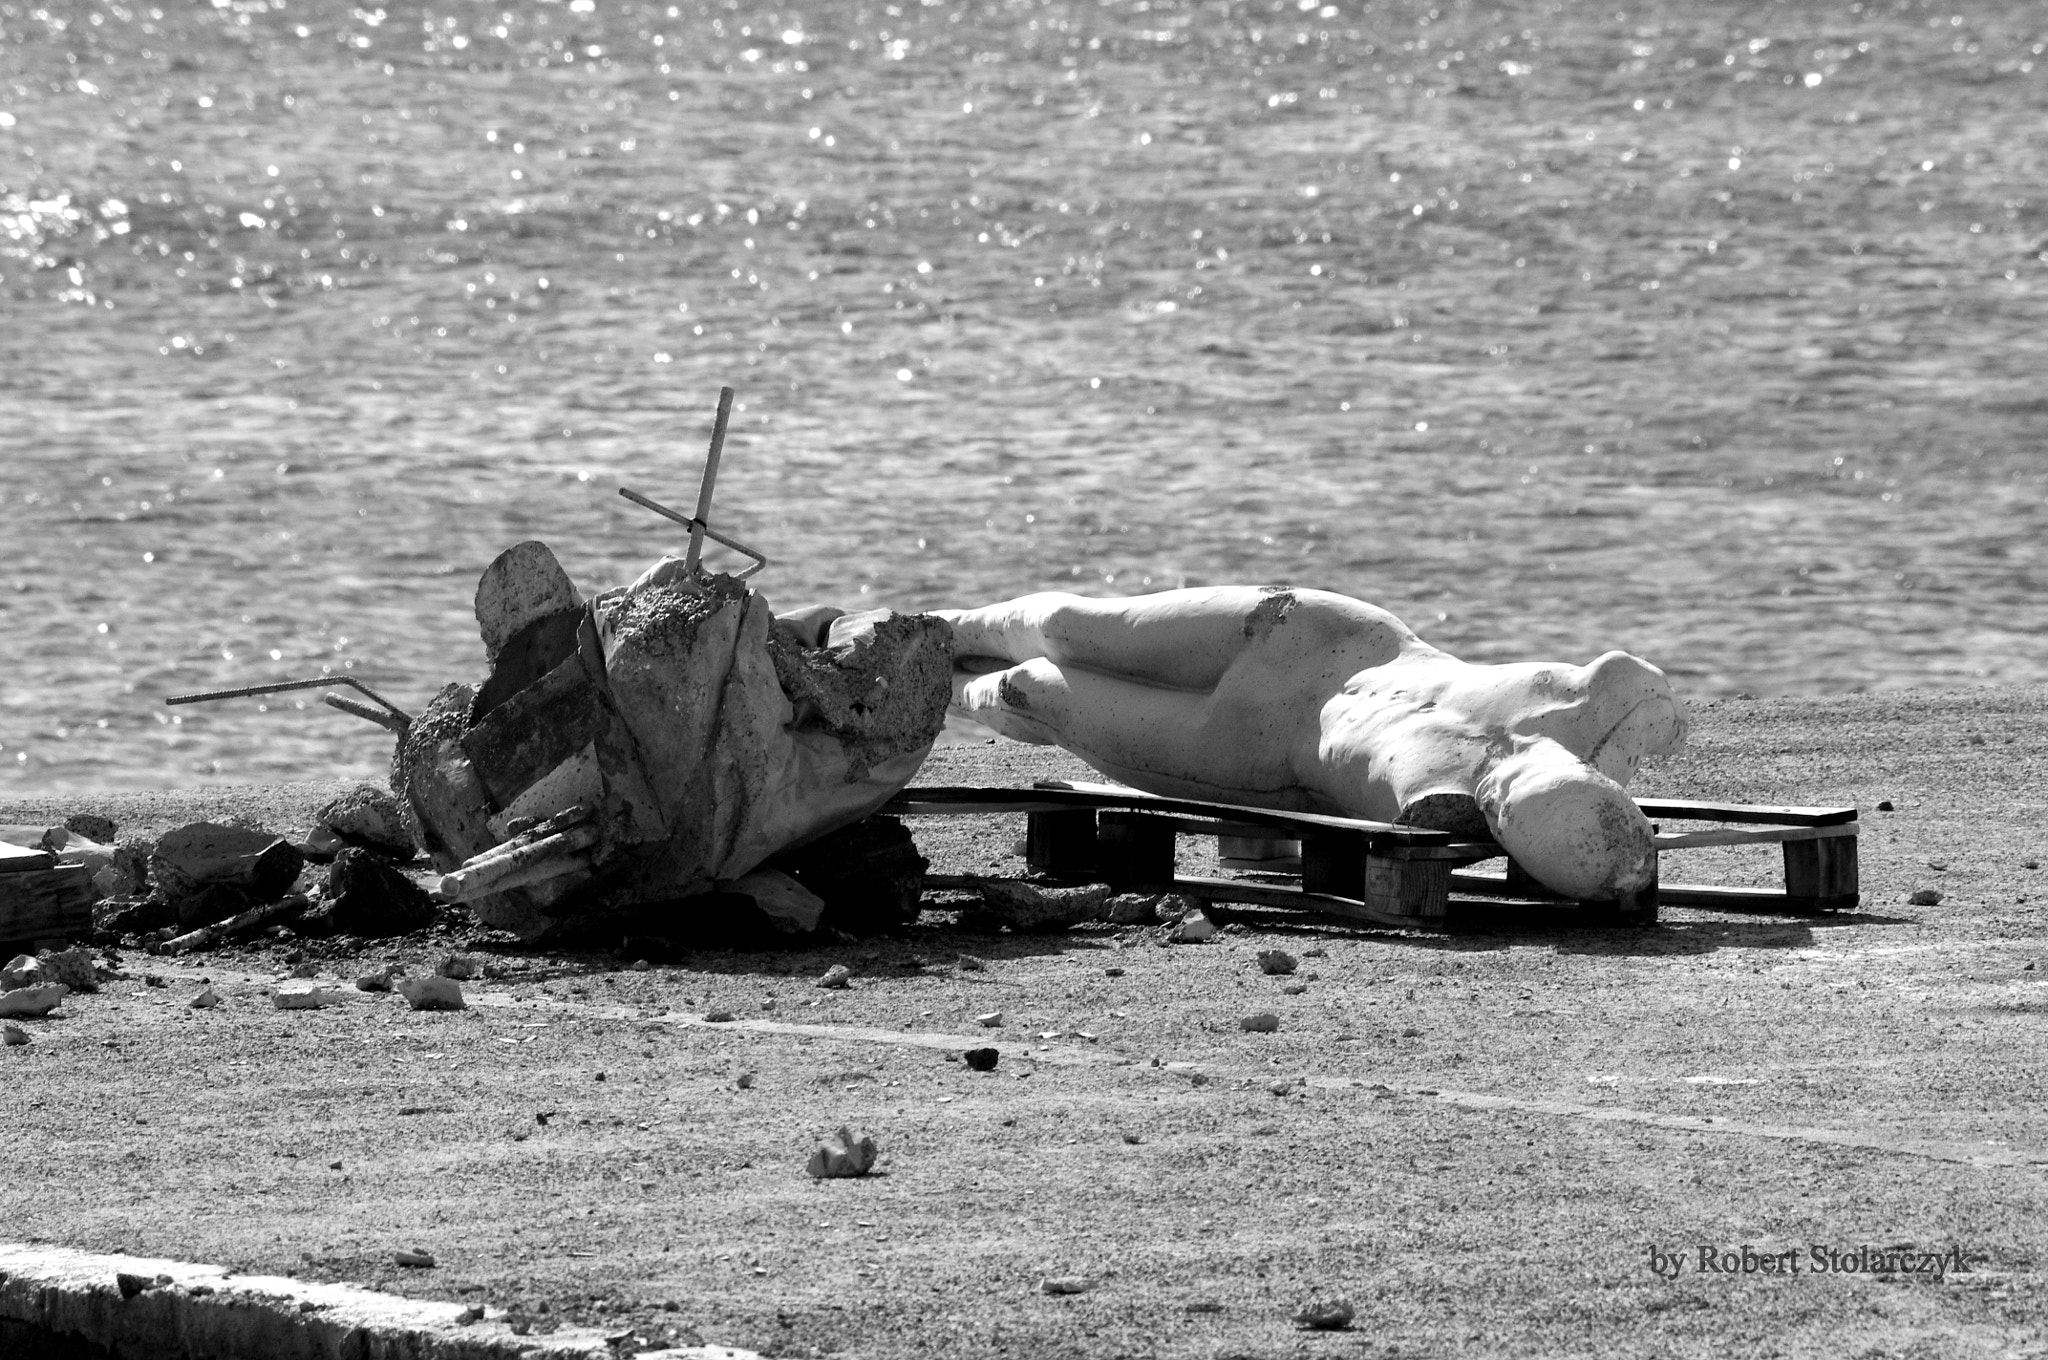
[3,0,2045,793]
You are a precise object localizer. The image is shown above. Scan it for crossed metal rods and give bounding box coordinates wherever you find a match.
[166,385,767,732]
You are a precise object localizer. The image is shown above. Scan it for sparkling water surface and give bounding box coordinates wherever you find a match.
[3,0,2046,792]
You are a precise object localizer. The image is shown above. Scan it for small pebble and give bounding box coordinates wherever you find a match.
[1257,949,1298,976]
[736,1071,756,1089]
[1240,1012,1280,1033]
[393,1249,436,1269]
[1282,983,1308,996]
[1104,966,1124,977]
[816,964,852,990]
[1876,800,1895,812]
[1908,889,1944,907]
[964,1047,999,1072]
[436,954,480,981]
[1122,1133,1141,1145]
[1041,1276,1090,1296]
[704,1010,736,1023]
[975,1011,1003,1027]
[355,969,393,992]
[956,954,987,971]
[329,1160,343,1170]
[1293,1297,1356,1330]
[2024,860,2040,870]
[2,1023,28,1046]
[189,986,221,1010]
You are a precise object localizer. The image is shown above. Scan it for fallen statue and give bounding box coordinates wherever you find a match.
[395,542,952,938]
[938,587,1687,901]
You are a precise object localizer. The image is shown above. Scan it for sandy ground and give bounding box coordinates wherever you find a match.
[3,688,2046,1359]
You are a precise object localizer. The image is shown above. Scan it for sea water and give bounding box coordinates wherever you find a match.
[3,0,2045,792]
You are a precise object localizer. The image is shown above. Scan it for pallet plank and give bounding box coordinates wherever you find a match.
[1633,798,1856,827]
[1651,822,1859,850]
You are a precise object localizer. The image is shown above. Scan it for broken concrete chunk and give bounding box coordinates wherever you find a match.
[398,975,466,1011]
[976,880,1112,932]
[1170,909,1219,943]
[727,868,825,935]
[398,543,953,943]
[975,1011,1003,1028]
[475,539,581,667]
[355,969,394,993]
[189,986,221,1010]
[150,823,304,911]
[326,848,438,937]
[805,1126,878,1178]
[0,955,41,990]
[0,984,68,1018]
[816,964,852,990]
[1257,949,1298,976]
[272,983,339,1010]
[313,785,419,862]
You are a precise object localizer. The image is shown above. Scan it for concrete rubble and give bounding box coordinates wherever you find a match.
[395,541,953,940]
[805,1126,879,1178]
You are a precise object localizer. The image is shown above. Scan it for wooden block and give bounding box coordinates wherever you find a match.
[1301,830,1367,899]
[0,864,95,952]
[1784,835,1859,911]
[1363,852,1449,920]
[1025,809,1098,877]
[1096,811,1176,889]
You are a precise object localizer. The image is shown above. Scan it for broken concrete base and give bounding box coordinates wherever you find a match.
[0,1242,760,1360]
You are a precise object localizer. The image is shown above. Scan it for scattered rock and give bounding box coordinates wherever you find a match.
[975,1011,1003,1027]
[816,964,852,989]
[34,947,97,993]
[115,1272,160,1299]
[355,969,394,993]
[1271,1077,1301,1096]
[1257,949,1298,976]
[64,813,117,845]
[2,1023,27,1046]
[1282,983,1309,996]
[1100,892,1161,925]
[736,1071,756,1089]
[1154,893,1201,924]
[1170,910,1219,943]
[1909,889,1944,906]
[1104,966,1124,978]
[327,848,438,937]
[398,976,467,1011]
[0,955,41,990]
[272,982,338,1010]
[1293,1297,1356,1330]
[0,984,68,1018]
[704,1010,736,1023]
[806,1125,879,1178]
[436,954,481,981]
[312,785,418,861]
[956,954,987,972]
[1876,800,1895,812]
[1240,1012,1281,1033]
[2025,860,2040,871]
[393,1249,436,1268]
[189,986,220,1010]
[1041,1276,1090,1295]
[290,960,323,979]
[964,1047,999,1072]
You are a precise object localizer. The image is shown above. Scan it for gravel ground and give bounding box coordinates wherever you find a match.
[2,688,2046,1358]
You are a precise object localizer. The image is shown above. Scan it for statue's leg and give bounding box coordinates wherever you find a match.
[952,656,1315,807]
[938,587,1410,692]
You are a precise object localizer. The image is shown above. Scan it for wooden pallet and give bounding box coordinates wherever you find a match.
[882,782,1859,932]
